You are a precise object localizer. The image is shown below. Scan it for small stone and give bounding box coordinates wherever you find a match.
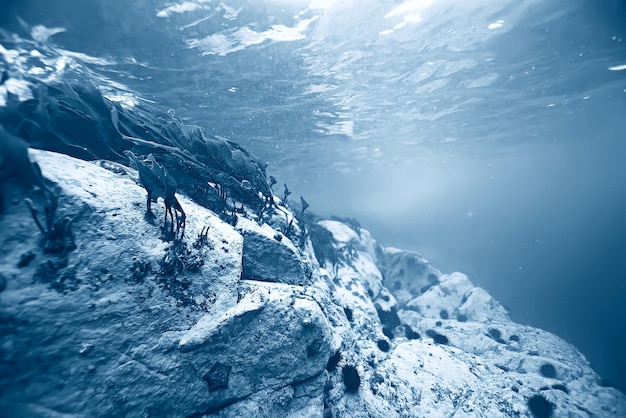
[203,362,232,392]
[17,251,36,268]
[79,343,94,356]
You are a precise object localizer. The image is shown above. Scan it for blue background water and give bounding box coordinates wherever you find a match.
[1,0,625,393]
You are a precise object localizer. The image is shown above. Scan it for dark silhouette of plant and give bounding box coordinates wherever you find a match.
[25,197,76,255]
[1,77,277,225]
[280,206,296,241]
[193,226,212,250]
[308,222,339,267]
[160,240,204,277]
[126,151,186,237]
[283,183,291,203]
[300,196,309,217]
[0,125,53,211]
[326,350,343,372]
[293,196,311,249]
[0,125,75,255]
[254,175,277,223]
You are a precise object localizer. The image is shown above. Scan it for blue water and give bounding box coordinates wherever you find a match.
[1,0,626,393]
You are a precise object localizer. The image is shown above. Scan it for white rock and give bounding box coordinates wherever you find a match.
[0,150,624,417]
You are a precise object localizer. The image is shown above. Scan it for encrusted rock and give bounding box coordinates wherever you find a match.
[1,150,624,418]
[238,217,312,286]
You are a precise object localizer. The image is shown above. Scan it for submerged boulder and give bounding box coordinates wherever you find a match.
[238,217,312,286]
[378,247,441,307]
[0,150,624,417]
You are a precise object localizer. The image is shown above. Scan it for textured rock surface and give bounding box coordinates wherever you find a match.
[1,150,625,417]
[238,217,312,286]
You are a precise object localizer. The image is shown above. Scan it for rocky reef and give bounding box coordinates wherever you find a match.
[0,150,624,417]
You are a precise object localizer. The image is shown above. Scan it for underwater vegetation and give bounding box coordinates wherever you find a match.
[1,122,77,295]
[326,350,342,372]
[0,78,275,228]
[126,151,186,237]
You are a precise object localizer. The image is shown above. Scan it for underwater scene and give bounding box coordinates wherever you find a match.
[1,0,625,416]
